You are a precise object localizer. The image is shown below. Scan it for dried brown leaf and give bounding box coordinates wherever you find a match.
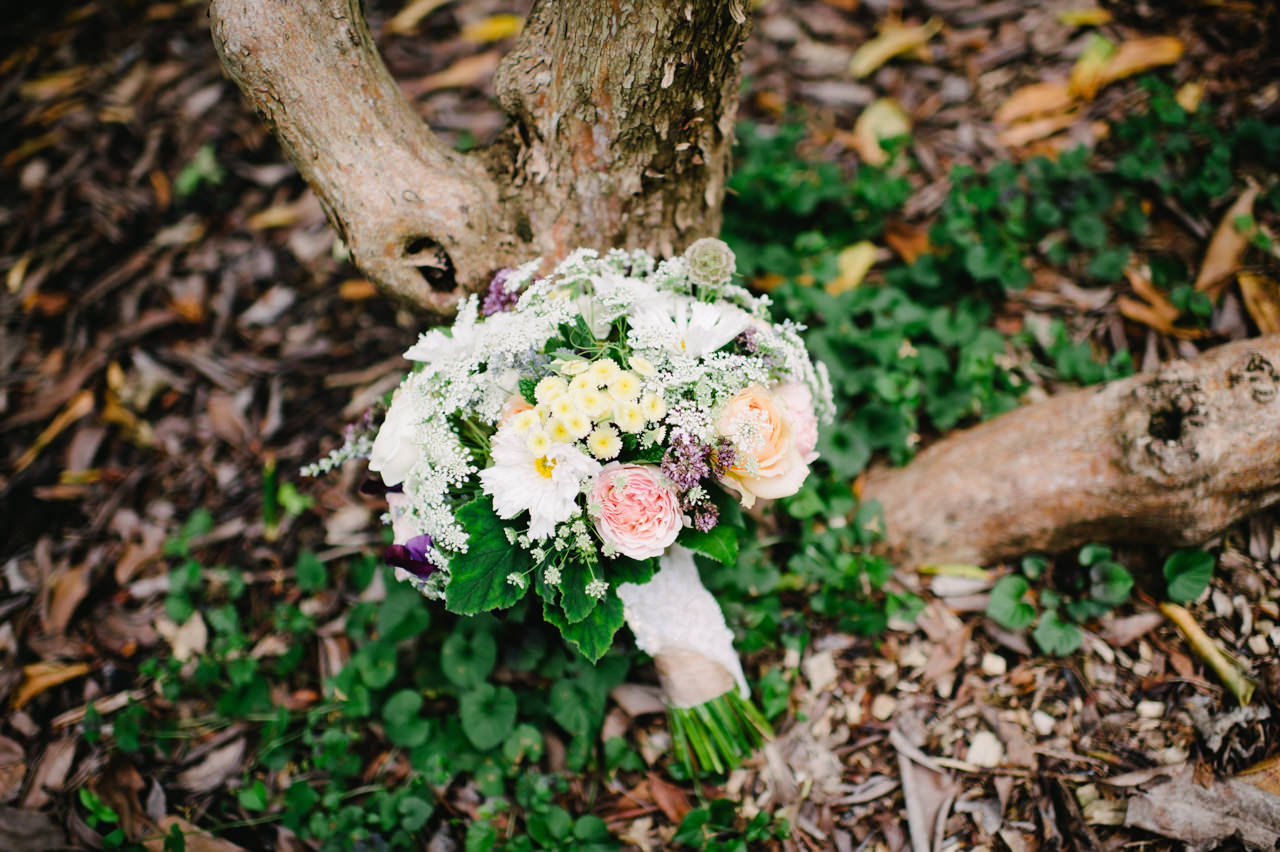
[174,739,245,793]
[1099,37,1185,90]
[1237,271,1280,334]
[0,736,25,802]
[1196,184,1260,298]
[383,0,451,36]
[848,18,941,78]
[646,772,692,824]
[0,806,64,850]
[1237,753,1280,797]
[12,389,94,475]
[1125,763,1280,851]
[884,221,931,264]
[46,562,91,635]
[12,662,90,710]
[143,816,247,852]
[997,111,1081,148]
[1069,36,1117,100]
[410,51,502,95]
[21,735,77,809]
[995,81,1074,124]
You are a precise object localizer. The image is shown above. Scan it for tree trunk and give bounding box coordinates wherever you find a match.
[862,335,1280,568]
[209,0,750,315]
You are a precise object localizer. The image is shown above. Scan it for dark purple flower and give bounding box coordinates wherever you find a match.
[481,268,519,316]
[385,533,436,579]
[735,327,760,355]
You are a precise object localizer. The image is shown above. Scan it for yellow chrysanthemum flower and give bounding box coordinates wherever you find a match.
[575,388,611,420]
[547,418,573,443]
[640,393,667,422]
[630,355,656,377]
[548,395,577,420]
[511,409,541,433]
[534,376,568,404]
[613,401,646,434]
[588,359,620,384]
[607,371,640,400]
[526,429,551,456]
[586,426,622,460]
[569,373,595,393]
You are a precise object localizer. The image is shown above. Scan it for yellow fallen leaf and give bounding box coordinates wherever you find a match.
[13,662,91,709]
[461,14,523,44]
[1176,80,1206,113]
[1237,754,1280,797]
[384,0,451,36]
[1238,271,1280,334]
[884,221,931,264]
[1058,6,1112,26]
[13,390,93,476]
[995,81,1074,124]
[848,18,941,79]
[828,242,878,295]
[246,202,304,230]
[412,51,502,94]
[1195,183,1259,298]
[997,110,1081,148]
[1069,35,1118,100]
[1117,296,1204,339]
[1098,36,1184,90]
[852,98,912,166]
[1124,266,1179,325]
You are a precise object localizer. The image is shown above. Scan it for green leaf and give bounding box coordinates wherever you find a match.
[1033,610,1083,656]
[518,377,538,405]
[296,551,326,593]
[382,690,423,728]
[1077,543,1112,566]
[678,525,739,566]
[238,780,268,811]
[609,555,657,586]
[355,641,397,689]
[558,558,599,624]
[543,591,625,663]
[398,796,432,832]
[459,684,517,751]
[445,497,531,614]
[1090,560,1133,606]
[1164,549,1214,603]
[440,628,497,688]
[985,575,1036,631]
[502,723,544,764]
[465,820,498,852]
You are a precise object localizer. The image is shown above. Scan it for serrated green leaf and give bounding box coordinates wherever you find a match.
[543,591,624,663]
[678,525,739,566]
[445,497,530,615]
[557,558,598,624]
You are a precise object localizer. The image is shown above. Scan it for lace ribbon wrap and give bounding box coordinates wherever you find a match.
[617,545,749,709]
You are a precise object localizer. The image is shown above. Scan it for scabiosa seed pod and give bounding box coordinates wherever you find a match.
[683,237,736,288]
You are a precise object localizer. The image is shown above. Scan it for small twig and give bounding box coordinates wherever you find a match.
[1159,601,1256,705]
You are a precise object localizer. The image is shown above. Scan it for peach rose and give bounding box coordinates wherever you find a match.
[716,384,810,507]
[590,463,682,559]
[499,393,533,426]
[774,382,820,462]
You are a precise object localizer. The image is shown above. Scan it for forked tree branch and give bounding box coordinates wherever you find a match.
[209,0,751,315]
[863,335,1280,567]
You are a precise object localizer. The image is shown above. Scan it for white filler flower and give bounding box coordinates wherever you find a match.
[630,295,752,358]
[479,426,601,539]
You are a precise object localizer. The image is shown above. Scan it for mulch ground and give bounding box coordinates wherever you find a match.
[3,0,1280,849]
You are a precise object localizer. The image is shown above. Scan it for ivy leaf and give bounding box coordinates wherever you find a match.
[1164,549,1214,603]
[445,497,530,615]
[1089,560,1133,606]
[985,575,1035,631]
[543,591,625,663]
[678,525,739,566]
[459,683,517,751]
[1033,609,1083,656]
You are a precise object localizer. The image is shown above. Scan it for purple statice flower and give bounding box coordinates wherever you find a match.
[385,533,436,579]
[661,434,711,491]
[708,438,736,478]
[481,268,519,316]
[693,505,719,532]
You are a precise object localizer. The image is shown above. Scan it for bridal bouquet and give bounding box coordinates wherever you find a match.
[319,239,833,775]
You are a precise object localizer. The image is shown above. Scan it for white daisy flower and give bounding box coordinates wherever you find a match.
[479,426,601,539]
[630,295,752,357]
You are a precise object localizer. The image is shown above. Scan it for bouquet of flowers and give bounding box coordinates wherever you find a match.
[316,239,833,774]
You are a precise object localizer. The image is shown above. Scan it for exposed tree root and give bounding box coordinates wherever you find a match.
[863,335,1280,568]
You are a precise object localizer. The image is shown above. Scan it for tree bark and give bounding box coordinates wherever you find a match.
[863,335,1280,568]
[209,0,750,315]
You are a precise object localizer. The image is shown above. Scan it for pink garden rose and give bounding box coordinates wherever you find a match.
[774,382,820,462]
[590,463,682,559]
[716,383,811,507]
